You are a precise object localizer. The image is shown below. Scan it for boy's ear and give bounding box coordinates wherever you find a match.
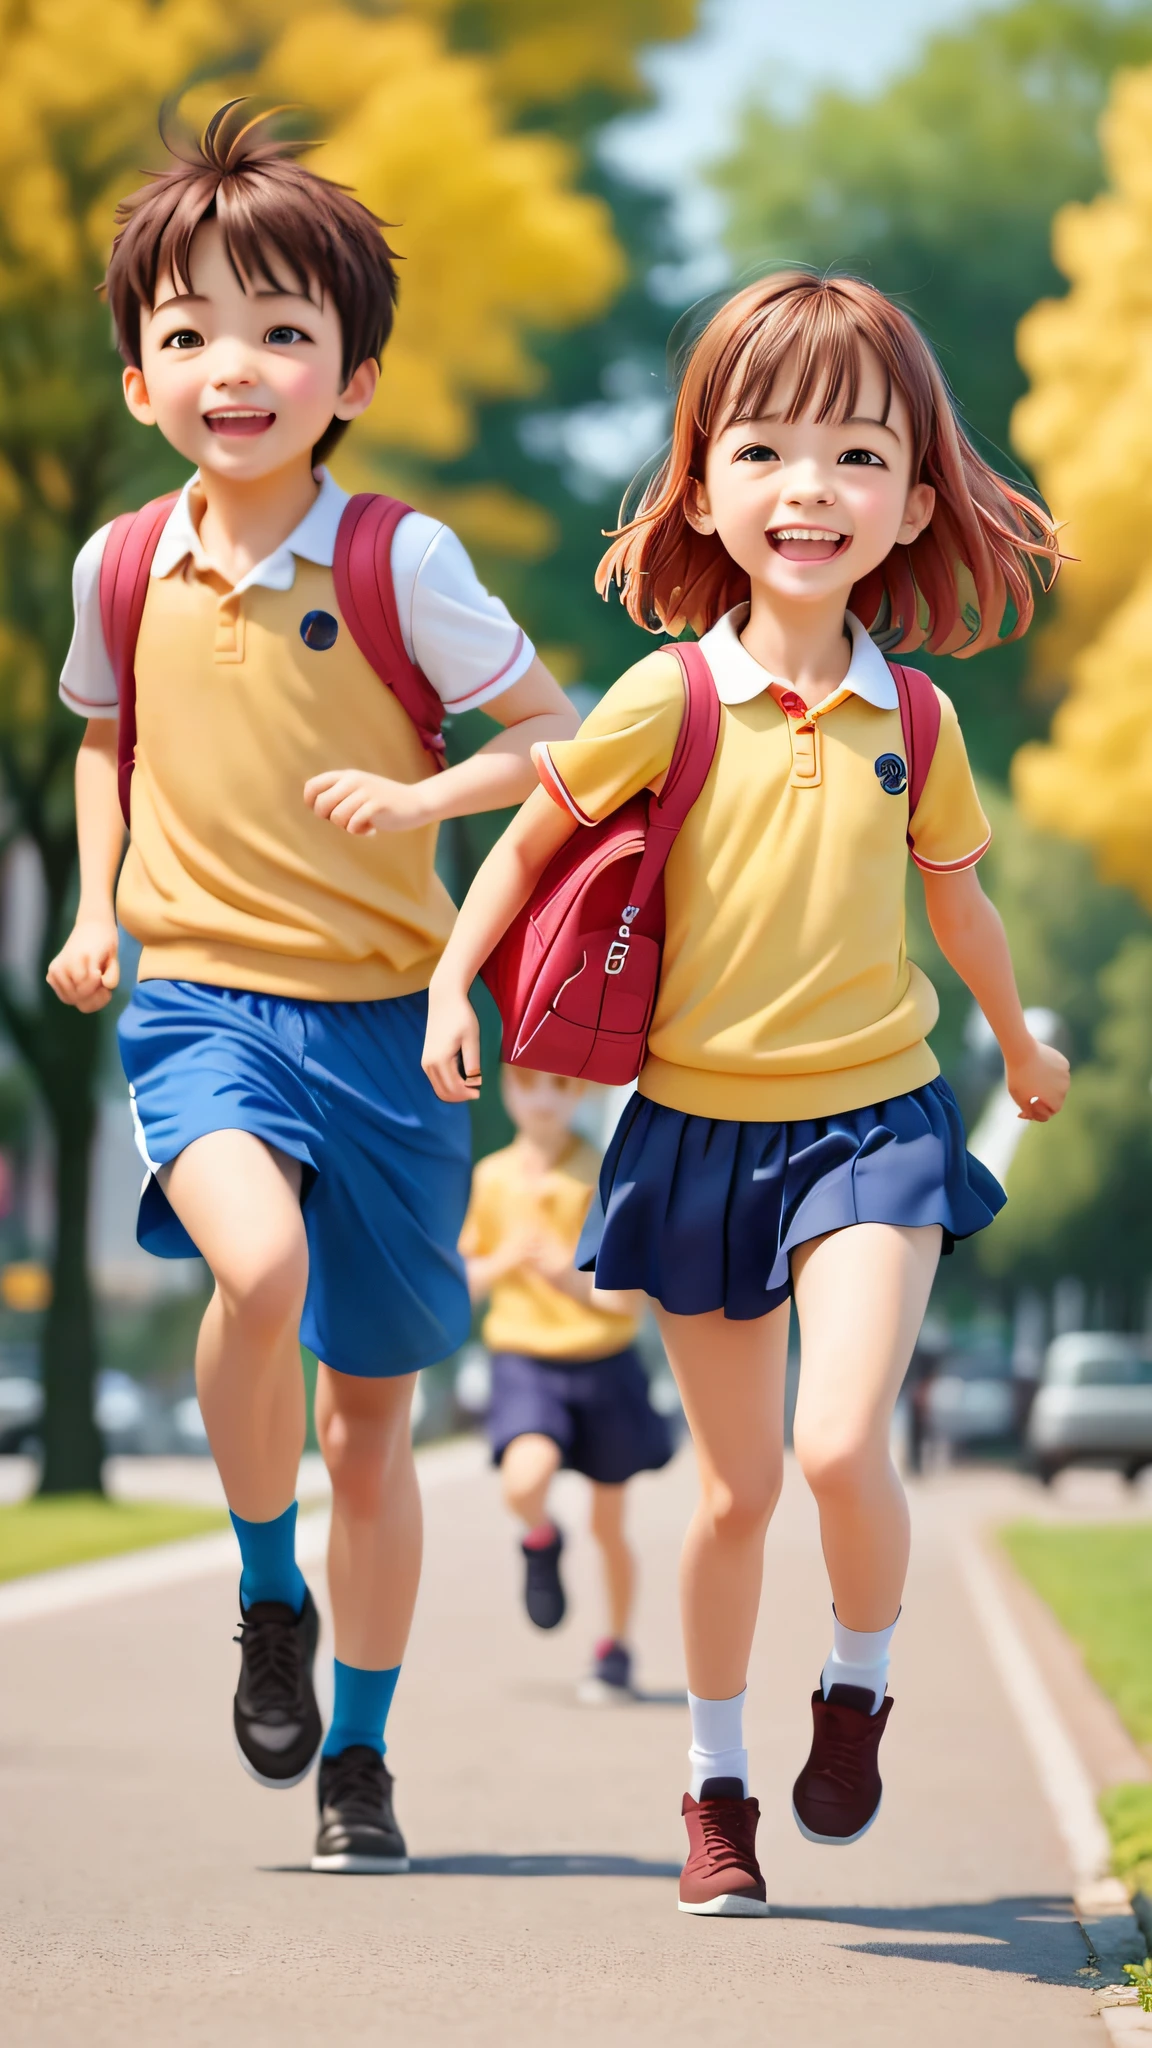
[333,358,379,424]
[122,366,157,428]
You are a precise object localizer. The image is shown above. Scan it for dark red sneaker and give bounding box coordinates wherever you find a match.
[792,1683,893,1845]
[678,1776,770,1917]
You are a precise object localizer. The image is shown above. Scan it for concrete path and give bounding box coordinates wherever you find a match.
[1,1445,1111,2046]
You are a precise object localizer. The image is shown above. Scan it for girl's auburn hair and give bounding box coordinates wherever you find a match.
[597,271,1060,655]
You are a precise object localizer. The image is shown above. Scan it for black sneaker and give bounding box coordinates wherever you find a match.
[232,1586,322,1789]
[311,1747,409,1873]
[521,1525,565,1630]
[578,1638,634,1704]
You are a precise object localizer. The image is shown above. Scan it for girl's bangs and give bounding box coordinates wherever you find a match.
[718,308,889,437]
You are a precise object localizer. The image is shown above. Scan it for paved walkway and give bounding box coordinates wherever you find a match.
[1,1445,1117,2046]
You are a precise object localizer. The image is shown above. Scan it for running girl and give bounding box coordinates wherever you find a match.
[421,273,1069,1914]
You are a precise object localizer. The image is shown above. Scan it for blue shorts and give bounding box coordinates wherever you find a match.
[577,1079,1006,1321]
[118,980,473,1378]
[486,1347,674,1486]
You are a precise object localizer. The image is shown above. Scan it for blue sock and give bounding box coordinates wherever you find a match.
[230,1501,307,1614]
[322,1660,401,1759]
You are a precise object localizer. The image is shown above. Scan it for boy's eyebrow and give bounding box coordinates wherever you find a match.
[150,285,318,313]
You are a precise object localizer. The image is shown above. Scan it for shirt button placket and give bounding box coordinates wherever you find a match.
[214,593,245,665]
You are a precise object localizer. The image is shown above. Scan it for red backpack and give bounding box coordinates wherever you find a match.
[98,491,448,826]
[480,646,941,1088]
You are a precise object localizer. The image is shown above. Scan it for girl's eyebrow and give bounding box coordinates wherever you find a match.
[843,414,902,441]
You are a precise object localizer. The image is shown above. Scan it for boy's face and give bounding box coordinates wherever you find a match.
[501,1069,588,1143]
[122,218,378,478]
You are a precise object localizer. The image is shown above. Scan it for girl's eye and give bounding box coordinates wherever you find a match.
[734,443,779,464]
[265,325,310,346]
[163,329,203,351]
[838,448,885,467]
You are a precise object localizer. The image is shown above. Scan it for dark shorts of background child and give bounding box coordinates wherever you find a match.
[486,1347,674,1486]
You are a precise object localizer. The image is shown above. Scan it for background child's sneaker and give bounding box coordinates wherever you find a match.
[311,1748,409,1873]
[577,1637,634,1704]
[232,1586,322,1789]
[792,1684,894,1845]
[520,1524,565,1629]
[678,1779,770,1916]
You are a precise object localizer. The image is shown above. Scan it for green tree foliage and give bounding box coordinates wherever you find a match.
[712,0,1152,780]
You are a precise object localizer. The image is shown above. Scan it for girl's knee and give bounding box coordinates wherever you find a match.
[700,1462,781,1543]
[215,1234,307,1342]
[793,1426,882,1500]
[317,1379,415,1514]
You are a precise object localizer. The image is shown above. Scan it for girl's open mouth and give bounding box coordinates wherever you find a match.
[768,527,849,563]
[204,410,277,437]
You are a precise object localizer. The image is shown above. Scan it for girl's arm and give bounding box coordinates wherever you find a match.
[921,867,1070,1121]
[46,720,124,1012]
[423,782,578,1101]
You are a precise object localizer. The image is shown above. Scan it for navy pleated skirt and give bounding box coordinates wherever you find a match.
[576,1078,1005,1321]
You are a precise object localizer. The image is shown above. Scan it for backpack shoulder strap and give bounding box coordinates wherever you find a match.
[98,494,181,826]
[625,640,722,913]
[890,663,942,841]
[333,493,448,770]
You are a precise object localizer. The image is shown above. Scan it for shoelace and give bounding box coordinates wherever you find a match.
[233,1613,304,1717]
[697,1801,752,1868]
[323,1749,387,1824]
[813,1714,869,1793]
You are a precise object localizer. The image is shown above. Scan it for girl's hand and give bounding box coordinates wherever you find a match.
[1006,1036,1070,1123]
[423,980,482,1102]
[46,917,120,1012]
[304,770,432,836]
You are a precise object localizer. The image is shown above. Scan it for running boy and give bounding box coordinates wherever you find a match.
[47,104,576,1874]
[460,1069,672,1699]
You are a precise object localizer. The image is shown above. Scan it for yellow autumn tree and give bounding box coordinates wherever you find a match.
[1012,65,1152,907]
[0,0,696,1491]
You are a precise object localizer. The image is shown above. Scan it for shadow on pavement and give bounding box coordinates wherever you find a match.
[774,1896,1091,1986]
[264,1853,681,1878]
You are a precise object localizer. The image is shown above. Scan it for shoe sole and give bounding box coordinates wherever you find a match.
[577,1677,635,1706]
[309,1852,410,1874]
[233,1727,322,1793]
[791,1793,882,1847]
[677,1893,770,1918]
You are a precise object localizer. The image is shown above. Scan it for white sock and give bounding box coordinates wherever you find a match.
[687,1687,748,1797]
[821,1608,899,1714]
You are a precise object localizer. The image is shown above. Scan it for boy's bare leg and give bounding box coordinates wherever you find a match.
[160,1130,308,1518]
[314,1367,423,1668]
[500,1431,562,1527]
[589,1482,634,1641]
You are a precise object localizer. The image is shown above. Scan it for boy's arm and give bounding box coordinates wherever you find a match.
[46,720,124,1012]
[303,656,578,836]
[921,867,1069,1121]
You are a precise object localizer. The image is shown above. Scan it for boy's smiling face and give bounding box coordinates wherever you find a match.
[122,217,378,477]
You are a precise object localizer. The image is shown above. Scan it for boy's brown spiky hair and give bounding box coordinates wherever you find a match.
[104,101,399,464]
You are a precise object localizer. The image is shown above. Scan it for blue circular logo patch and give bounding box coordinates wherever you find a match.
[300,609,339,651]
[875,752,908,795]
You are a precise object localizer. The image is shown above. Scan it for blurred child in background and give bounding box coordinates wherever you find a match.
[461,1070,673,1700]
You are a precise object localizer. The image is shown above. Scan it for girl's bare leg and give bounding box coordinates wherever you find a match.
[653,1303,790,1699]
[314,1366,423,1668]
[160,1130,307,1521]
[500,1431,562,1527]
[589,1482,635,1641]
[790,1223,941,1630]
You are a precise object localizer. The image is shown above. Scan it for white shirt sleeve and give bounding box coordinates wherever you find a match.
[59,524,118,718]
[388,513,536,712]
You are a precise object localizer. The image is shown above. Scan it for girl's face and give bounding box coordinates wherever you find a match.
[689,343,935,610]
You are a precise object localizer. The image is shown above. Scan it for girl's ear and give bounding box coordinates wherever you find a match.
[898,482,935,547]
[684,476,717,536]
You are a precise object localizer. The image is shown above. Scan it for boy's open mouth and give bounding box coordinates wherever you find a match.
[204,409,277,437]
[767,527,849,563]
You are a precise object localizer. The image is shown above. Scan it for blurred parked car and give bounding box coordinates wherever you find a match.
[1026,1332,1152,1483]
[906,1331,1027,1468]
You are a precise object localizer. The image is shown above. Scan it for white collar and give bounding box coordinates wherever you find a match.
[696,605,899,711]
[151,466,351,594]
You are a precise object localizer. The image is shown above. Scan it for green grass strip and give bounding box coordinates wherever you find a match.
[1101,1784,1152,1899]
[0,1495,229,1583]
[1001,1520,1152,1747]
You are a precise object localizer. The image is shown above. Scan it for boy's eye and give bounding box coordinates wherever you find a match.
[163,329,204,351]
[265,325,310,346]
[838,448,885,467]
[734,443,779,464]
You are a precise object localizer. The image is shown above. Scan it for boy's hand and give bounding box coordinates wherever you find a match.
[46,917,120,1012]
[423,982,482,1102]
[1006,1036,1070,1123]
[304,769,432,836]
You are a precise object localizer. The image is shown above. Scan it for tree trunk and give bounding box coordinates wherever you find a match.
[36,1018,103,1495]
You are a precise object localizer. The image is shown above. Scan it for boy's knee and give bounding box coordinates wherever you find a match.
[217,1233,307,1343]
[318,1379,414,1515]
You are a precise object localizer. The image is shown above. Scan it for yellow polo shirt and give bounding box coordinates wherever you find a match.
[461,1139,639,1362]
[537,608,990,1122]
